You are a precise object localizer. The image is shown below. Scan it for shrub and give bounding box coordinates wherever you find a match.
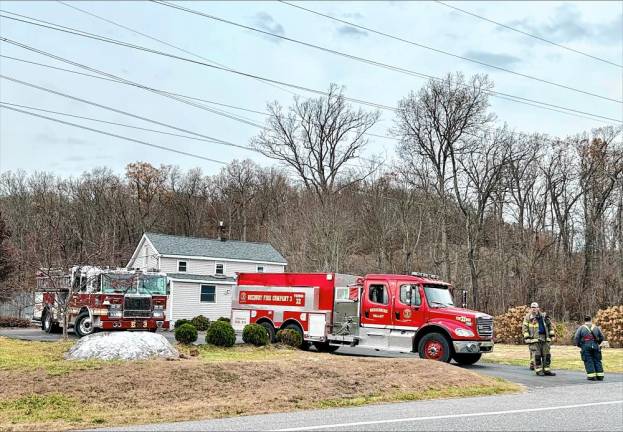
[493,306,529,344]
[174,319,191,329]
[206,320,236,347]
[595,306,623,348]
[191,315,211,331]
[0,316,30,328]
[217,316,231,323]
[242,324,269,346]
[174,323,198,344]
[276,328,302,348]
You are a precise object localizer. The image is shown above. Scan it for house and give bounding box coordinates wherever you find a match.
[126,232,287,323]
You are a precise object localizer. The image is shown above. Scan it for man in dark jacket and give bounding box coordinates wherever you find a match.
[574,315,605,381]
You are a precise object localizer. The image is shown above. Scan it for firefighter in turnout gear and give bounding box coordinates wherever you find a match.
[522,302,556,376]
[574,315,605,381]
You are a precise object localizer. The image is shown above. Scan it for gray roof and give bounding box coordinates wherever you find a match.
[167,273,236,283]
[145,232,287,264]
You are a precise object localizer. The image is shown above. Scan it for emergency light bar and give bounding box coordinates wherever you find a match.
[411,272,440,280]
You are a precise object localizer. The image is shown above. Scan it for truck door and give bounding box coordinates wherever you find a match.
[392,283,426,330]
[360,280,392,327]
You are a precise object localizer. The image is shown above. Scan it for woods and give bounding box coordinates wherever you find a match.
[0,75,621,320]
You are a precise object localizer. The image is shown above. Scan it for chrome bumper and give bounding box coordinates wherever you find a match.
[453,340,494,354]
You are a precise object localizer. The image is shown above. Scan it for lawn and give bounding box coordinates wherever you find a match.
[483,344,623,373]
[0,336,521,431]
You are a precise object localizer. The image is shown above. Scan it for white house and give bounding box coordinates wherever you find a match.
[127,232,287,323]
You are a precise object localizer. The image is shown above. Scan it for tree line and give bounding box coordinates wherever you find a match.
[0,73,621,320]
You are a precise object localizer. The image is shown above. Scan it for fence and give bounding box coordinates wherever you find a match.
[0,292,34,319]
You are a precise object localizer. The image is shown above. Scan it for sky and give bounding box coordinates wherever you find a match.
[0,1,621,178]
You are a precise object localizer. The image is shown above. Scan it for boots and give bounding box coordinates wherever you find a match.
[587,377,596,381]
[536,371,545,376]
[544,371,556,376]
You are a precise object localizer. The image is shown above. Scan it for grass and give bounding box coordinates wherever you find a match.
[483,344,623,373]
[0,337,522,431]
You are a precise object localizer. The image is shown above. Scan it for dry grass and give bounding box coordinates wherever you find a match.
[0,337,520,431]
[483,344,623,372]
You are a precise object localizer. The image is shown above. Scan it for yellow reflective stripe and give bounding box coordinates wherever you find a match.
[596,372,604,377]
[587,373,597,377]
[543,368,551,372]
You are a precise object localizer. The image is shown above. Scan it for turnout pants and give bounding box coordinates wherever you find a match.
[581,341,604,379]
[529,340,551,374]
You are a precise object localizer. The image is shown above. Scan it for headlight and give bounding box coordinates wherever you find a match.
[455,328,475,337]
[108,304,122,318]
[153,310,164,318]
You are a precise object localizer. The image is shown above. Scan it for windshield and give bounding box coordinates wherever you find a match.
[138,275,167,295]
[424,285,454,307]
[101,274,136,294]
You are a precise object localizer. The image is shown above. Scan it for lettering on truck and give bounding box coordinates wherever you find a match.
[239,290,305,306]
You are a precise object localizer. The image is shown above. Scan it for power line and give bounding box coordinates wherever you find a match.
[434,0,623,68]
[160,0,621,104]
[0,103,229,164]
[1,11,620,124]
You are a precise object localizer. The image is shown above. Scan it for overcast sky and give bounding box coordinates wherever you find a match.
[0,1,621,178]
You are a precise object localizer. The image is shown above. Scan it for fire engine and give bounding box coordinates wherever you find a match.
[34,266,169,337]
[231,272,493,364]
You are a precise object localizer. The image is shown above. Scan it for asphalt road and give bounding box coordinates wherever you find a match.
[4,328,623,431]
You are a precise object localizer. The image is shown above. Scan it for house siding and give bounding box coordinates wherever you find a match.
[132,239,158,270]
[169,281,233,321]
[160,257,284,275]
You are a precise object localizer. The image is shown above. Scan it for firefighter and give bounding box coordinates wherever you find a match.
[522,302,556,376]
[574,315,605,381]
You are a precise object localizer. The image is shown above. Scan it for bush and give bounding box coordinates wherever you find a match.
[217,317,231,323]
[493,306,529,344]
[276,328,302,348]
[191,315,211,331]
[595,306,623,348]
[0,316,30,328]
[174,319,191,329]
[175,323,198,344]
[242,324,269,346]
[206,320,236,347]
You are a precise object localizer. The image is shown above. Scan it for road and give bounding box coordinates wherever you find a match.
[4,328,622,431]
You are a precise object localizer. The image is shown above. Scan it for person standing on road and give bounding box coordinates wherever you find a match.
[522,302,556,376]
[574,315,605,381]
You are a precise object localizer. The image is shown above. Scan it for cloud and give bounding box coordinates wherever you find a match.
[35,133,87,147]
[337,25,368,38]
[253,12,285,41]
[464,50,521,68]
[507,4,622,44]
[342,12,364,20]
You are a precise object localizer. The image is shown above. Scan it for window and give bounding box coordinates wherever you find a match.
[178,261,187,272]
[215,263,224,275]
[368,284,388,305]
[335,287,349,300]
[257,266,264,273]
[400,284,421,306]
[200,285,216,303]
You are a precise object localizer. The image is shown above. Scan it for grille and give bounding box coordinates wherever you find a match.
[477,317,493,338]
[124,296,151,318]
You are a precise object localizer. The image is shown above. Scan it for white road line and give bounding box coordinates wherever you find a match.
[274,400,623,431]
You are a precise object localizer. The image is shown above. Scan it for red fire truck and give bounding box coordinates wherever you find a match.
[34,266,169,337]
[231,272,493,364]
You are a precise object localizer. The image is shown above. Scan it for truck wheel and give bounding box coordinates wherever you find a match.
[418,332,451,362]
[74,312,95,338]
[453,353,482,365]
[259,321,276,343]
[283,323,309,350]
[42,310,60,334]
[313,341,339,353]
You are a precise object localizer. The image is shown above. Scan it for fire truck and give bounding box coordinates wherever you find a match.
[231,272,493,364]
[34,266,169,337]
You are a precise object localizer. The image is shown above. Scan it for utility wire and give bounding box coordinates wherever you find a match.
[56,0,298,96]
[0,11,620,124]
[161,0,621,104]
[434,0,623,68]
[0,103,229,164]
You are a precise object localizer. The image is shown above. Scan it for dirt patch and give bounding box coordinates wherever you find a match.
[0,349,520,431]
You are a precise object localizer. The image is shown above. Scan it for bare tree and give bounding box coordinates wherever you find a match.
[252,84,380,204]
[394,72,495,281]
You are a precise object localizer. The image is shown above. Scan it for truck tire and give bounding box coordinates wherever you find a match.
[313,341,340,353]
[417,332,451,362]
[283,323,309,351]
[42,310,60,334]
[453,353,482,365]
[259,321,276,343]
[74,311,95,338]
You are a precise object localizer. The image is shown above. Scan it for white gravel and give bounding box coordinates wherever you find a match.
[65,331,179,361]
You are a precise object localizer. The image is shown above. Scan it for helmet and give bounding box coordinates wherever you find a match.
[530,302,539,308]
